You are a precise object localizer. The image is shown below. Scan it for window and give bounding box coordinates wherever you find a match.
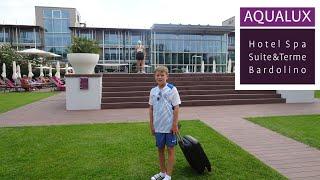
[54,35,62,46]
[45,34,55,46]
[110,49,117,60]
[61,19,70,32]
[178,53,183,64]
[125,33,130,44]
[177,40,183,52]
[54,47,63,55]
[170,34,177,40]
[221,41,227,51]
[158,42,164,51]
[172,53,177,64]
[228,36,235,46]
[108,33,118,44]
[62,48,68,58]
[52,10,61,18]
[43,8,72,56]
[0,32,4,42]
[172,40,178,52]
[184,41,190,52]
[165,53,171,64]
[190,41,197,52]
[221,53,227,64]
[61,34,71,46]
[53,19,62,32]
[35,32,40,43]
[203,41,209,53]
[197,41,202,52]
[190,35,197,40]
[44,19,53,32]
[208,41,213,52]
[228,51,235,61]
[43,9,52,18]
[5,31,9,42]
[163,40,170,52]
[20,31,34,43]
[61,10,69,18]
[156,34,164,40]
[131,50,135,60]
[131,34,141,44]
[104,49,110,60]
[184,53,190,64]
[80,32,91,39]
[159,53,164,64]
[125,51,130,60]
[213,41,221,52]
[119,49,124,60]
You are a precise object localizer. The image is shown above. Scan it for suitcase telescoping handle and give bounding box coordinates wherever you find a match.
[176,132,183,142]
[176,123,182,142]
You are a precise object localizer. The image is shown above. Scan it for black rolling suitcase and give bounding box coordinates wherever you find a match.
[177,134,212,174]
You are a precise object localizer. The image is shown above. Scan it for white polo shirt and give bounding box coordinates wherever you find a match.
[149,83,181,133]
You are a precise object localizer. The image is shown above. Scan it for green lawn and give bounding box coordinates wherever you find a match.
[0,121,285,179]
[0,92,57,114]
[247,115,320,150]
[315,90,320,98]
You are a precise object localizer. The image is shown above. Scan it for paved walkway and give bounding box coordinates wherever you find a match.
[1,92,320,179]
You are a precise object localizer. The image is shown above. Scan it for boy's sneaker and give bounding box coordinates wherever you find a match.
[163,175,171,180]
[151,172,165,180]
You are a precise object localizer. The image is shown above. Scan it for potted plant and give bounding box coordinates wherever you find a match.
[67,37,100,74]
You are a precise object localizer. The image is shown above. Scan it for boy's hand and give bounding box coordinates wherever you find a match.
[150,127,155,136]
[171,124,179,134]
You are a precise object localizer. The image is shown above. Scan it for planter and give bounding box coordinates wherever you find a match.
[67,53,99,74]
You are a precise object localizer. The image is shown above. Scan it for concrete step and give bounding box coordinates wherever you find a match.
[101,98,286,109]
[103,73,235,78]
[103,76,235,82]
[102,81,234,87]
[102,85,235,92]
[100,73,285,109]
[102,90,278,97]
[101,94,282,103]
[182,98,286,106]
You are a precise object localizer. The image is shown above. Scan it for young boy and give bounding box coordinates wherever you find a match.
[149,66,181,180]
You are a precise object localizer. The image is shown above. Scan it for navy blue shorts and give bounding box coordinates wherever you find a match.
[155,133,177,148]
[136,51,144,60]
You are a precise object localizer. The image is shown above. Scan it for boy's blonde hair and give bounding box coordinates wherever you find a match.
[154,65,169,75]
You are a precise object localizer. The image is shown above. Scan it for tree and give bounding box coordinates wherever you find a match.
[0,44,41,80]
[0,44,24,79]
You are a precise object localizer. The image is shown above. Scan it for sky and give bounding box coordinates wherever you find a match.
[0,0,235,28]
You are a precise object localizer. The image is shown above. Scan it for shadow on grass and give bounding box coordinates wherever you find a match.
[175,165,212,178]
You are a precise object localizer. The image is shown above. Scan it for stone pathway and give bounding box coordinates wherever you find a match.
[1,92,320,179]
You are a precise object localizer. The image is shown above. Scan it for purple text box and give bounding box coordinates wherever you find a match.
[240,8,315,27]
